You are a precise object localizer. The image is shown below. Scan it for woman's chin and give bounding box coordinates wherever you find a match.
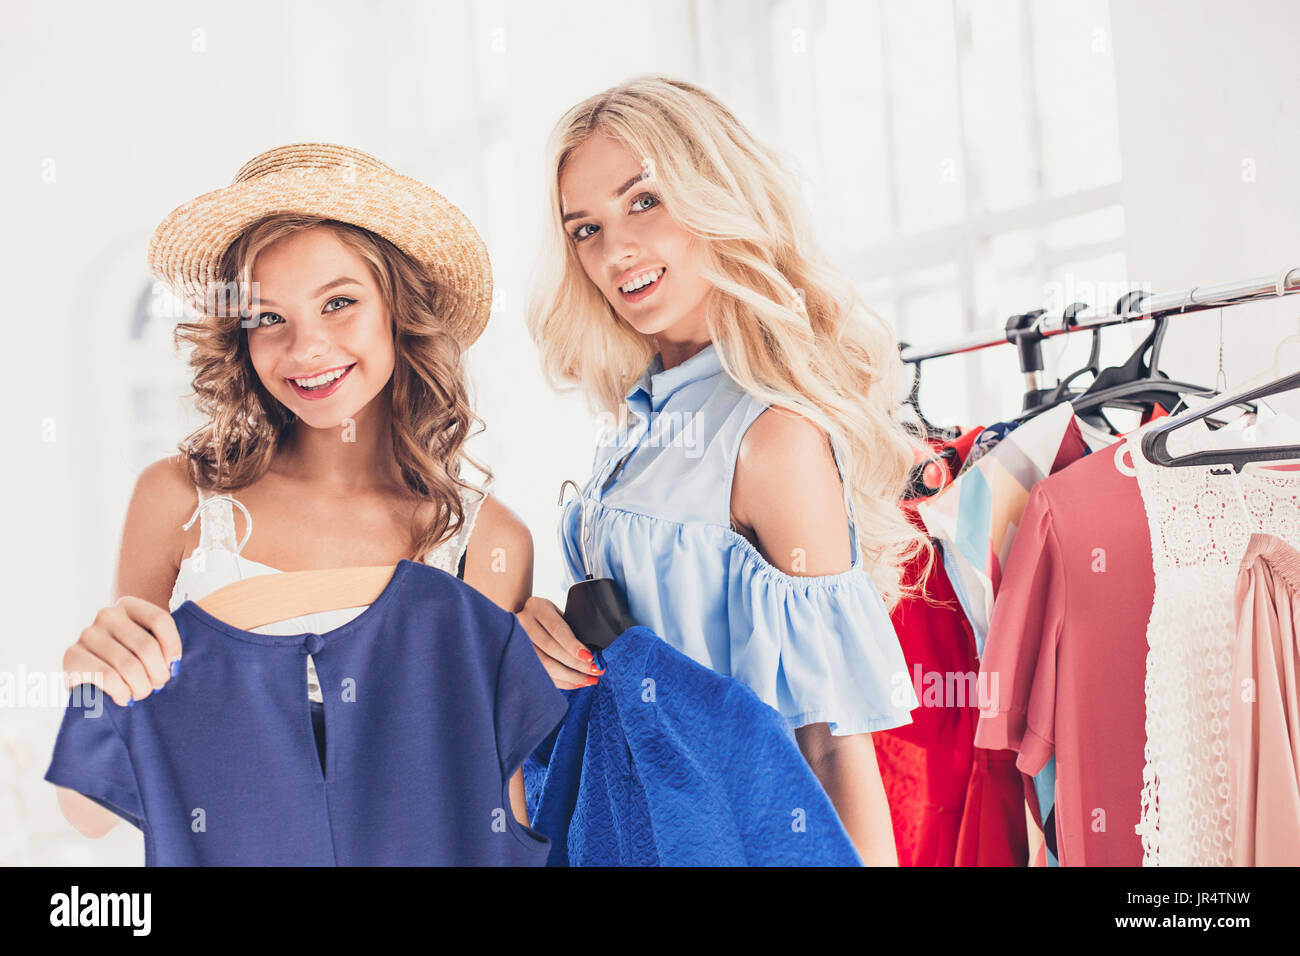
[618,311,675,338]
[283,396,369,431]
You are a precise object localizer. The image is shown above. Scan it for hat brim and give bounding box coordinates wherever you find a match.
[147,166,493,347]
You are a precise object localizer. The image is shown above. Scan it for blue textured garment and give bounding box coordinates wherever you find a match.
[44,559,569,866]
[523,626,863,866]
[558,341,917,737]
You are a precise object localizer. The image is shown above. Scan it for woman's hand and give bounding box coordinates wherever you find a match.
[62,596,184,707]
[515,595,603,689]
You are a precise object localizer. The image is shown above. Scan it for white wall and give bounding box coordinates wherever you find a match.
[1109,0,1300,407]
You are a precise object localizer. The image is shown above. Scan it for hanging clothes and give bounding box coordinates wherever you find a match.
[1231,533,1300,866]
[875,425,983,867]
[45,560,569,866]
[523,625,863,866]
[975,433,1153,865]
[916,402,1092,656]
[915,402,1092,866]
[1131,419,1300,865]
[955,419,1020,477]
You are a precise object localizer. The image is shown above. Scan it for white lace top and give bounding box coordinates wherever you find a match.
[1129,422,1300,865]
[168,479,491,703]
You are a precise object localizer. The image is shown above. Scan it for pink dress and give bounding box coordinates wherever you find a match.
[1231,533,1300,866]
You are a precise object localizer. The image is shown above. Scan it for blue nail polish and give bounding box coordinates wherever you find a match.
[153,687,161,694]
[127,697,134,708]
[171,660,181,677]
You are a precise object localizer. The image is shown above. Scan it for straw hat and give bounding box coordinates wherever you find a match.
[147,142,493,346]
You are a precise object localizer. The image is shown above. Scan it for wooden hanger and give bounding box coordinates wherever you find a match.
[195,565,400,631]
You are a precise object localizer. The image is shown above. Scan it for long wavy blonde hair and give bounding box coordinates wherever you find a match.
[527,75,936,609]
[173,213,491,562]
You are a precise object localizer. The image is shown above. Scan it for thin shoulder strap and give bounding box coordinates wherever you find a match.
[452,475,494,557]
[827,433,864,568]
[182,485,253,555]
[722,395,774,528]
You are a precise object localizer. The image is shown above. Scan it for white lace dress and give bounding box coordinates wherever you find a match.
[168,479,491,703]
[1129,422,1300,865]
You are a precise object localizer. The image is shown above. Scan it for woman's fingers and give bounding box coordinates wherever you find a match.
[64,598,185,708]
[538,655,600,690]
[524,596,597,670]
[117,596,184,671]
[518,596,604,688]
[62,642,135,709]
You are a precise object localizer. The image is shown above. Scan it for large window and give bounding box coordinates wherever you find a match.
[694,0,1126,426]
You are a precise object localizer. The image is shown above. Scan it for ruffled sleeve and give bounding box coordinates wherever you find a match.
[724,534,919,736]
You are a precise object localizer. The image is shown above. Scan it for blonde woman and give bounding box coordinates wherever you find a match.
[53,145,546,845]
[518,76,935,865]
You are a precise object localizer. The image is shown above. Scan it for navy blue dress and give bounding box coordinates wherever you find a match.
[45,559,568,866]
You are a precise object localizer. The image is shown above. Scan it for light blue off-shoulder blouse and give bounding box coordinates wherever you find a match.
[558,341,918,736]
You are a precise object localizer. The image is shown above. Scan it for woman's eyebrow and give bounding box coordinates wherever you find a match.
[561,173,646,224]
[254,276,363,306]
[310,277,363,298]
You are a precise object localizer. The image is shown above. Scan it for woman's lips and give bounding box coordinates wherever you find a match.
[287,363,355,401]
[619,267,666,303]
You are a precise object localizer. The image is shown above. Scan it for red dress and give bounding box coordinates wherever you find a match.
[874,427,990,866]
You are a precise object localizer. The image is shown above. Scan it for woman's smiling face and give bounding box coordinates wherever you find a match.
[559,132,713,340]
[244,226,395,428]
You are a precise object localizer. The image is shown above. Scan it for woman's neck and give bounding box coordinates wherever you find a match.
[273,405,404,495]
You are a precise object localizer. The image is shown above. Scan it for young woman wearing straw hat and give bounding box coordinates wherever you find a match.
[518,76,935,865]
[54,144,551,840]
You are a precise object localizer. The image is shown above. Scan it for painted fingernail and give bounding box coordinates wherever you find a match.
[577,648,594,662]
[585,676,598,685]
[127,697,135,708]
[171,660,181,677]
[589,664,604,674]
[153,687,161,694]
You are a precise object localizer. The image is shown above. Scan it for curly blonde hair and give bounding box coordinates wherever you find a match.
[173,213,491,561]
[527,75,936,609]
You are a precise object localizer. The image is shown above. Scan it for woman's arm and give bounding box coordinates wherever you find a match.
[459,493,538,827]
[730,407,899,865]
[55,455,194,838]
[793,722,899,866]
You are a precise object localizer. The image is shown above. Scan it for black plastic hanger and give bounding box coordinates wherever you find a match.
[899,341,962,441]
[1012,303,1098,423]
[1140,369,1300,471]
[557,480,637,651]
[1068,311,1220,431]
[1043,304,1099,401]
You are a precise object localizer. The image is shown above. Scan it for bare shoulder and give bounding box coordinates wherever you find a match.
[732,407,845,524]
[117,454,200,606]
[739,405,837,459]
[731,407,853,574]
[461,490,534,613]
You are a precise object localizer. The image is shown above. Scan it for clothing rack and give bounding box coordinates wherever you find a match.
[900,264,1300,373]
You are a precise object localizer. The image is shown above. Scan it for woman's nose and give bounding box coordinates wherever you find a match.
[285,320,333,361]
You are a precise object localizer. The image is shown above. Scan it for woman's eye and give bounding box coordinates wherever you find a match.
[250,312,282,328]
[570,194,659,242]
[324,296,355,312]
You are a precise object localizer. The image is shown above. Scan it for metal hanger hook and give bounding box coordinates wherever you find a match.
[557,478,581,506]
[557,478,595,578]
